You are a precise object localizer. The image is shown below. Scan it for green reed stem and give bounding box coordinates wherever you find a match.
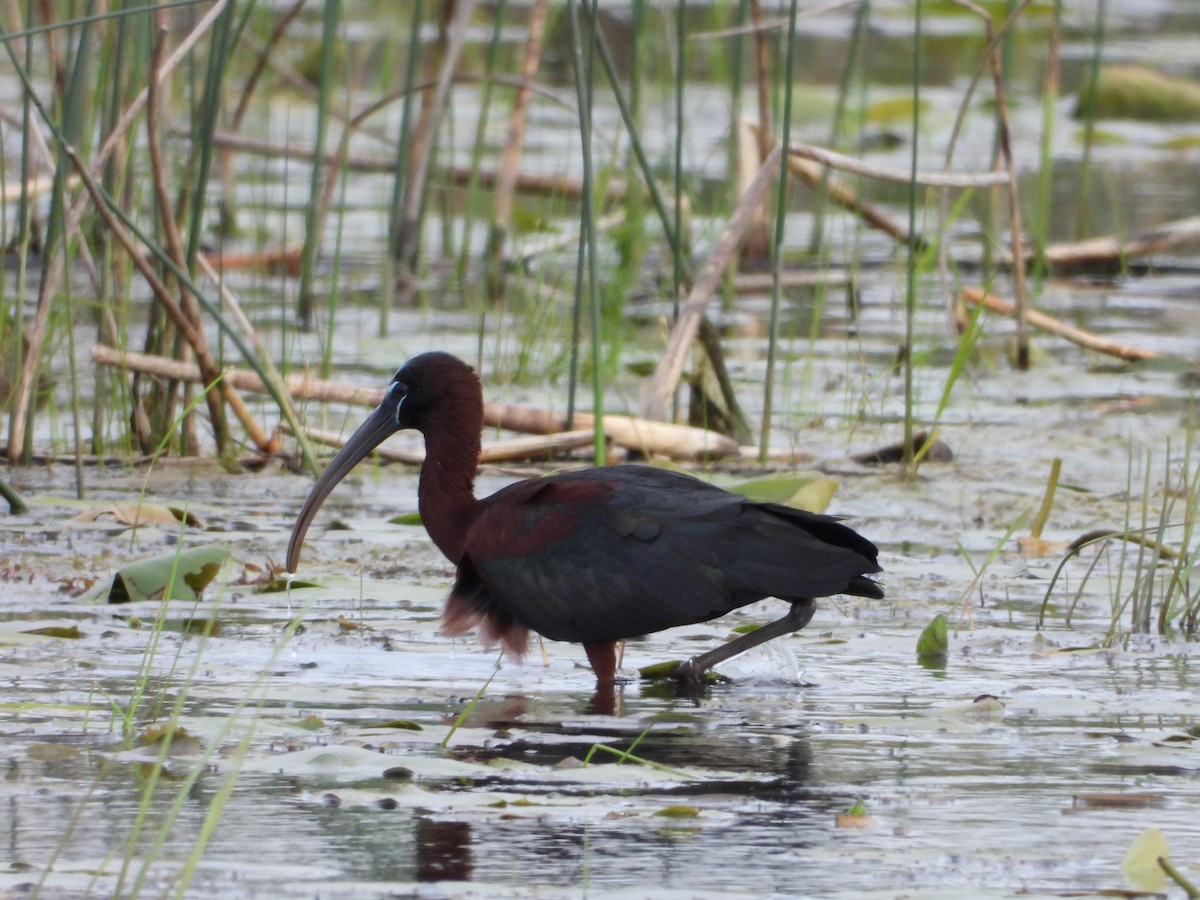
[1,40,319,473]
[1075,0,1106,241]
[458,0,506,289]
[903,0,924,470]
[585,2,682,273]
[571,0,605,465]
[298,0,340,337]
[672,0,685,319]
[808,0,869,255]
[383,0,423,334]
[758,0,799,463]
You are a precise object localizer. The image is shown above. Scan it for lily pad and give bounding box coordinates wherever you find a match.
[654,805,700,818]
[728,474,838,513]
[107,545,232,604]
[1077,65,1200,122]
[1121,827,1170,892]
[916,613,949,663]
[21,624,82,639]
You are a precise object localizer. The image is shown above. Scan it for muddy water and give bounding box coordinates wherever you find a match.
[4,2,1200,898]
[3,297,1198,898]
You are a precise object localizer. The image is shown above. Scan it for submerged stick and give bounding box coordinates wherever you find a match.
[961,287,1163,362]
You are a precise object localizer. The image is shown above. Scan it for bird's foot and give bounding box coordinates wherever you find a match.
[671,658,703,684]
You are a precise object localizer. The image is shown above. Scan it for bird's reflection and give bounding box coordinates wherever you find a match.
[416,818,472,882]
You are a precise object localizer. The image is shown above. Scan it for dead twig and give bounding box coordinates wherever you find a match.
[91,345,742,461]
[788,142,1012,188]
[395,0,477,267]
[292,425,599,466]
[961,287,1163,362]
[486,0,551,297]
[1032,214,1200,272]
[643,144,783,422]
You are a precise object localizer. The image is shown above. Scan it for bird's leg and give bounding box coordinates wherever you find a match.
[672,599,816,683]
[583,640,619,684]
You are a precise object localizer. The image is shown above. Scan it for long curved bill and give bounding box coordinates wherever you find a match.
[287,402,400,573]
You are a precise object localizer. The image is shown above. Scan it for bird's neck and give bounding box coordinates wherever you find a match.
[418,421,481,564]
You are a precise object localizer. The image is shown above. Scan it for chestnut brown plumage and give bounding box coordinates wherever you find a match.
[287,352,883,683]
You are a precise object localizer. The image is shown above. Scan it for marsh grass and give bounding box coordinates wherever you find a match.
[3,3,1195,890]
[1038,436,1200,639]
[38,554,314,897]
[2,2,1063,474]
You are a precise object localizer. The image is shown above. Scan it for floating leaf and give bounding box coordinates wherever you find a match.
[916,613,949,662]
[1017,535,1068,557]
[835,799,877,828]
[338,616,372,632]
[140,724,203,756]
[376,720,422,731]
[1159,134,1200,152]
[638,660,685,680]
[1121,827,1170,892]
[27,742,78,761]
[728,474,838,513]
[388,512,423,526]
[69,501,201,528]
[21,624,81,639]
[257,576,319,593]
[1077,65,1200,122]
[654,805,700,819]
[107,545,232,604]
[290,715,326,731]
[637,661,727,685]
[866,96,930,125]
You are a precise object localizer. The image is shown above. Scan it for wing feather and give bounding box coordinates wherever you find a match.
[451,465,881,646]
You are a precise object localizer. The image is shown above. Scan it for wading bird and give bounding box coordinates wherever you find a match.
[287,352,882,684]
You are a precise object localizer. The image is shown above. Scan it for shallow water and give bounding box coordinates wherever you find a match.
[2,388,1199,898]
[4,2,1200,897]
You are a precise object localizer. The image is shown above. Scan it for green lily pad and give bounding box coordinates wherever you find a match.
[728,474,838,513]
[654,805,700,818]
[1077,65,1200,122]
[916,613,949,663]
[388,512,423,526]
[107,545,232,604]
[21,624,82,639]
[1121,827,1170,892]
[376,719,423,731]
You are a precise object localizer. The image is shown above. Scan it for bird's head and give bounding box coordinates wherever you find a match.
[286,352,482,573]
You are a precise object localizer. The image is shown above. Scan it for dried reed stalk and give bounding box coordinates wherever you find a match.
[487,0,552,295]
[91,345,741,461]
[961,287,1162,362]
[643,144,783,421]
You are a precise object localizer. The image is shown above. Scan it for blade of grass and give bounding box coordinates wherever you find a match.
[570,0,605,465]
[758,0,799,463]
[297,0,340,333]
[902,0,924,471]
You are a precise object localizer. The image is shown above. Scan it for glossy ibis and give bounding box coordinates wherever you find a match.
[287,352,882,684]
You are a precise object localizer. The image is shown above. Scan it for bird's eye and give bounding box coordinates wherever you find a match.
[388,380,408,424]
